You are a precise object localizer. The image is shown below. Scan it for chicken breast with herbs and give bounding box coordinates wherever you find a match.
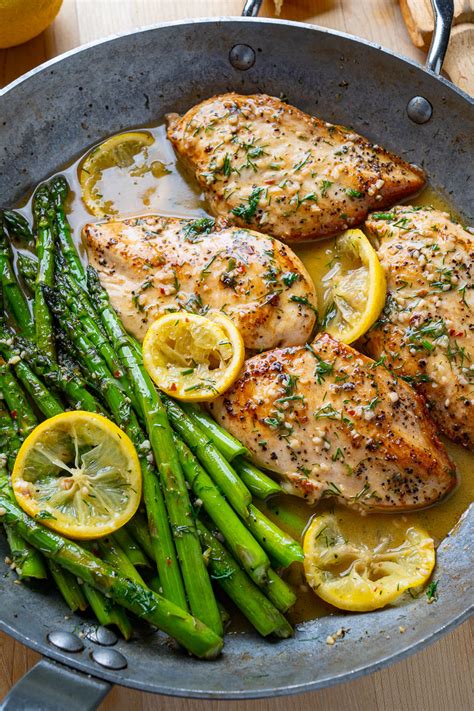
[85,215,317,350]
[363,207,474,449]
[208,333,456,511]
[167,93,426,243]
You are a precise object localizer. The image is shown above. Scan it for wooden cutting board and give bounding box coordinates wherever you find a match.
[400,0,474,94]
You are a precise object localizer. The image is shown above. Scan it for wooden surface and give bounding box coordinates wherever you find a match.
[0,2,472,709]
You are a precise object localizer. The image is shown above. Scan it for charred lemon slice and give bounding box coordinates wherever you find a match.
[303,513,435,611]
[320,229,386,344]
[79,130,164,216]
[11,411,141,539]
[143,312,244,401]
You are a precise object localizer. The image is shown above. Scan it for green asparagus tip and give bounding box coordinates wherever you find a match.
[2,210,34,243]
[49,175,69,203]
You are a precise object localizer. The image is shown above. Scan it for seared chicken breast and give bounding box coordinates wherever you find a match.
[363,207,473,449]
[85,215,317,350]
[209,334,456,511]
[167,93,425,244]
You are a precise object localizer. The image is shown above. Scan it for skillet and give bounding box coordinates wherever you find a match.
[0,0,472,707]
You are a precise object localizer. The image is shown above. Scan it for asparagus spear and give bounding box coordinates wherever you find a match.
[0,217,34,338]
[0,336,63,419]
[45,289,187,610]
[32,185,56,357]
[82,583,133,640]
[126,513,155,560]
[196,520,293,639]
[48,176,87,289]
[232,458,283,500]
[85,270,223,635]
[246,504,304,567]
[16,253,39,295]
[97,536,146,586]
[0,496,223,660]
[2,210,34,244]
[113,527,149,569]
[174,434,270,584]
[12,335,101,413]
[47,560,88,612]
[162,395,251,518]
[0,361,36,440]
[180,403,247,461]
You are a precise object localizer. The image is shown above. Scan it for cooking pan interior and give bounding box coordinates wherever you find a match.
[0,18,472,698]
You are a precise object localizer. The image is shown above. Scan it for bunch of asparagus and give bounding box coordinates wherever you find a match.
[0,178,304,658]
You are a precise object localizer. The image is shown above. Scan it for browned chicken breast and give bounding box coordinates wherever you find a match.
[167,93,425,243]
[208,334,456,511]
[85,215,317,350]
[363,207,474,449]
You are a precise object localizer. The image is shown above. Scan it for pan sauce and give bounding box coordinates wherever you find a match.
[15,123,473,627]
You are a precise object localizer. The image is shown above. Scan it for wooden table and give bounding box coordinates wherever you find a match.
[0,2,472,709]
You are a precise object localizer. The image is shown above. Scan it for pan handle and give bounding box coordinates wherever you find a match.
[0,658,111,711]
[426,0,453,74]
[241,0,454,74]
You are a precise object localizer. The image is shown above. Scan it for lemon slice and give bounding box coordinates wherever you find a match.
[79,131,159,216]
[11,411,142,539]
[320,229,386,344]
[143,311,245,401]
[303,513,435,611]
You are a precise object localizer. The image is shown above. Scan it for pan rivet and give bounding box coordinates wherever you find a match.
[229,44,256,71]
[85,625,118,646]
[47,631,84,653]
[91,648,128,670]
[407,96,433,124]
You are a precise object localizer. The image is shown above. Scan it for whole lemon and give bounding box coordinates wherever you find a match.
[0,0,63,49]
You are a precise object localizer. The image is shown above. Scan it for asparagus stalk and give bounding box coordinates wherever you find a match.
[48,559,88,612]
[180,403,247,460]
[85,270,222,635]
[97,536,146,586]
[246,504,304,568]
[0,400,47,580]
[16,253,38,295]
[32,185,56,357]
[162,395,251,518]
[2,210,34,244]
[196,520,293,639]
[232,458,283,500]
[0,336,63,418]
[13,335,101,413]
[82,583,133,640]
[48,176,87,289]
[0,496,223,659]
[0,362,37,440]
[45,290,187,610]
[112,527,149,569]
[0,217,34,338]
[174,434,270,584]
[126,513,155,560]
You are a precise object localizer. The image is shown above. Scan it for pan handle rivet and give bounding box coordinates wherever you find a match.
[229,44,256,70]
[407,96,433,124]
[47,630,84,653]
[91,647,128,670]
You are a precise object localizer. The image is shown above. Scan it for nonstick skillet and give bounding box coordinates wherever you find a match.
[0,1,472,707]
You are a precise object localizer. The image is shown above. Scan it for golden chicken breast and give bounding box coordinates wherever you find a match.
[167,93,426,244]
[85,215,317,350]
[208,334,456,511]
[363,206,474,449]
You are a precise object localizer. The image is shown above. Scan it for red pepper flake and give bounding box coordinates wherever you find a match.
[11,410,17,419]
[170,383,177,392]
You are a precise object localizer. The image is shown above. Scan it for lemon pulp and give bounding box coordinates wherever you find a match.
[12,411,142,539]
[143,311,245,401]
[303,512,435,612]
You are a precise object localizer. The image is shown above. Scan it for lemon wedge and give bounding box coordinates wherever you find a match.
[143,312,244,401]
[78,131,160,217]
[303,512,435,611]
[11,411,142,540]
[319,229,386,344]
